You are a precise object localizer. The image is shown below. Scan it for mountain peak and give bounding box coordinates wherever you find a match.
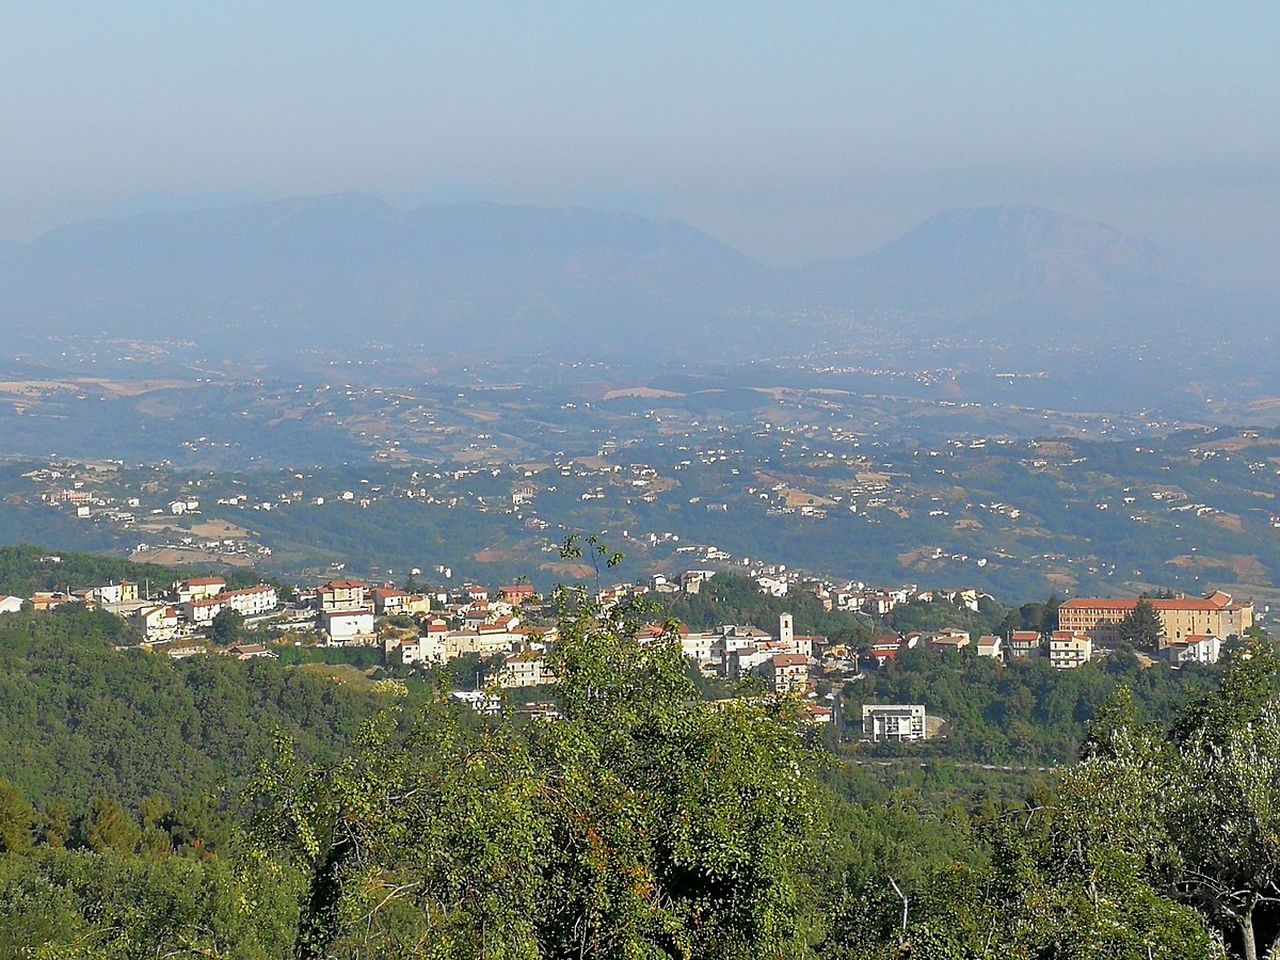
[804,203,1192,325]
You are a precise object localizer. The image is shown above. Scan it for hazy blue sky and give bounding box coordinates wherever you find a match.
[2,2,1277,286]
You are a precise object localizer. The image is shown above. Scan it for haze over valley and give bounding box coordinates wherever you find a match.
[4,6,1280,958]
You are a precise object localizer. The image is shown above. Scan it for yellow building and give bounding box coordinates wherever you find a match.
[1058,591,1252,646]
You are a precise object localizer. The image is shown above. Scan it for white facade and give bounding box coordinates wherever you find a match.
[184,598,223,625]
[862,704,928,742]
[726,646,773,679]
[389,632,446,667]
[134,604,180,640]
[491,655,553,689]
[219,585,279,617]
[176,578,227,604]
[323,610,376,642]
[1049,633,1093,669]
[1166,635,1221,665]
[680,632,717,663]
[976,635,1004,661]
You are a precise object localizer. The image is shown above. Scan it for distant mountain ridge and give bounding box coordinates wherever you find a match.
[0,194,1253,358]
[803,205,1193,318]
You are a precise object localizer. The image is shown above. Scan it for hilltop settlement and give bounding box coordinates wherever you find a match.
[2,547,1258,747]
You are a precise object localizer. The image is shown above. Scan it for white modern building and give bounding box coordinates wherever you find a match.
[862,704,928,742]
[322,609,376,643]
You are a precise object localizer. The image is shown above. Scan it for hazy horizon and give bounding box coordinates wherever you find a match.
[3,3,1278,290]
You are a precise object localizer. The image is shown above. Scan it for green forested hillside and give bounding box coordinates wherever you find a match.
[849,645,1213,763]
[0,605,383,809]
[0,572,1277,956]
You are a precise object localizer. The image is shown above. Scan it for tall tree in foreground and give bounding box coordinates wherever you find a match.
[1163,645,1280,960]
[251,578,819,959]
[1057,643,1280,960]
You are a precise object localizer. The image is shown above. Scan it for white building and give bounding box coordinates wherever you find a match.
[175,577,227,604]
[679,631,716,663]
[1049,631,1093,669]
[450,690,501,716]
[183,597,223,626]
[976,635,1004,661]
[490,653,554,689]
[218,585,279,617]
[0,596,25,614]
[710,624,772,669]
[322,609,376,643]
[134,604,180,641]
[862,704,928,742]
[1165,634,1221,666]
[757,575,789,597]
[726,645,774,679]
[387,632,446,667]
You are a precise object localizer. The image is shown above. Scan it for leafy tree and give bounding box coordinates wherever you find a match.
[76,797,140,854]
[1118,598,1163,648]
[210,607,246,646]
[251,584,819,958]
[0,846,301,959]
[1042,593,1062,632]
[0,778,34,854]
[1163,644,1280,960]
[38,799,72,849]
[1055,644,1280,960]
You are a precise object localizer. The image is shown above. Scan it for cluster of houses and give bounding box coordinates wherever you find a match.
[857,589,1253,673]
[864,628,1096,670]
[372,582,830,699]
[0,574,281,652]
[3,550,1254,744]
[648,567,985,617]
[322,579,553,690]
[642,612,826,696]
[851,590,1256,746]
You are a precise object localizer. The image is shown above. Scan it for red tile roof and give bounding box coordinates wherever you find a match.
[1061,594,1236,613]
[769,653,809,667]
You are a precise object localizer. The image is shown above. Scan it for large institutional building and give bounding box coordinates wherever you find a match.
[1057,591,1253,646]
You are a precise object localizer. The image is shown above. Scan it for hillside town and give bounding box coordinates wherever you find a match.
[0,551,1256,746]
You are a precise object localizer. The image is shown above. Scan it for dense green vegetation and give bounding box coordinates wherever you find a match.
[849,645,1214,763]
[4,586,1276,956]
[0,605,384,810]
[0,548,1277,957]
[664,573,877,643]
